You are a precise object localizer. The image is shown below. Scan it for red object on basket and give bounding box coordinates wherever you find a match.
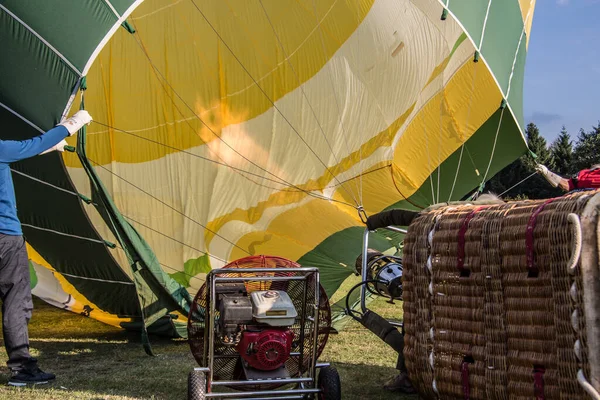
[533,365,546,400]
[457,206,487,275]
[238,328,295,371]
[568,167,600,190]
[526,199,556,274]
[461,361,471,400]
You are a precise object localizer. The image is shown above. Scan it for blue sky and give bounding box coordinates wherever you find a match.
[523,0,600,142]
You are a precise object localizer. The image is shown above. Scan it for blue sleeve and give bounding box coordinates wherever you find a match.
[0,125,69,163]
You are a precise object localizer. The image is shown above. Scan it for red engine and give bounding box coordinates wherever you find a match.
[237,328,295,371]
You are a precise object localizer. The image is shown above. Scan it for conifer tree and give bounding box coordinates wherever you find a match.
[572,122,600,172]
[550,125,573,176]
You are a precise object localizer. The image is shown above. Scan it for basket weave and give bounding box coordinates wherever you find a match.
[402,190,600,399]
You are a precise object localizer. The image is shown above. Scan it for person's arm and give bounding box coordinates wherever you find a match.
[39,139,69,155]
[536,164,569,191]
[0,125,69,163]
[0,110,92,163]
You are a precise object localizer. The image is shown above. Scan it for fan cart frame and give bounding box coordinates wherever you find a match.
[189,266,339,399]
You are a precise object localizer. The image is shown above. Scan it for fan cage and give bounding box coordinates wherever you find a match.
[187,255,331,391]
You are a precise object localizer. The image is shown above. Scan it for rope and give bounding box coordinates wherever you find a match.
[423,107,436,204]
[479,0,493,51]
[111,234,207,286]
[389,165,427,210]
[479,107,506,189]
[92,121,296,191]
[498,171,538,197]
[308,0,362,206]
[11,169,82,197]
[188,0,361,207]
[92,121,356,208]
[58,272,134,285]
[124,215,227,264]
[109,244,208,286]
[86,157,252,255]
[20,223,110,246]
[437,84,444,204]
[464,145,480,177]
[354,0,364,206]
[127,31,307,195]
[125,22,347,205]
[477,1,534,197]
[448,59,479,201]
[258,0,361,207]
[157,261,205,285]
[122,24,360,208]
[13,162,221,282]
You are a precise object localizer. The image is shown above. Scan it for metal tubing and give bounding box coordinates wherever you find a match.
[386,226,408,234]
[215,352,302,360]
[211,267,318,275]
[361,228,370,313]
[202,280,210,367]
[209,275,217,386]
[310,271,321,385]
[214,276,309,283]
[298,271,308,376]
[205,388,321,398]
[315,363,330,368]
[211,378,313,387]
[227,396,305,400]
[213,354,248,359]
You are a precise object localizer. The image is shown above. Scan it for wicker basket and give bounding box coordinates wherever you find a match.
[403,189,600,399]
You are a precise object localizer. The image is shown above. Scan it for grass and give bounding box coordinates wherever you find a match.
[0,292,417,400]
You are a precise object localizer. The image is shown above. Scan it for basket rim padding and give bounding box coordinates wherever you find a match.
[581,191,600,392]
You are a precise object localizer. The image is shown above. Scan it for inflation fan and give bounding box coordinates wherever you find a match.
[187,255,341,399]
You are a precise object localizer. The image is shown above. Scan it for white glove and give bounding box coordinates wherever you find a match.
[536,164,563,187]
[39,139,69,155]
[58,110,93,135]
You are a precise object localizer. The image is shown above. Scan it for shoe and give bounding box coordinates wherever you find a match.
[8,361,55,386]
[383,372,416,394]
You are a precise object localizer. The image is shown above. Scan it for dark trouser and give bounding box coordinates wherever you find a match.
[396,351,407,373]
[0,234,33,371]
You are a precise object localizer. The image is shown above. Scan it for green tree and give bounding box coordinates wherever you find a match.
[524,122,553,169]
[550,126,573,176]
[487,123,560,199]
[571,122,600,172]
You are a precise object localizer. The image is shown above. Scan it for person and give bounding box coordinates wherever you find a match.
[383,354,416,393]
[536,164,600,191]
[0,110,92,386]
[354,246,416,393]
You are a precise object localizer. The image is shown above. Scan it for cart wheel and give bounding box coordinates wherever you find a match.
[317,366,341,400]
[188,370,206,400]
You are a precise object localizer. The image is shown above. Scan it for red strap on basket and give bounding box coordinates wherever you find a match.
[526,199,555,274]
[461,361,471,400]
[533,365,546,400]
[457,206,486,273]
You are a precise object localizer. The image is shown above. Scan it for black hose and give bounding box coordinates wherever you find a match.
[344,279,387,322]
